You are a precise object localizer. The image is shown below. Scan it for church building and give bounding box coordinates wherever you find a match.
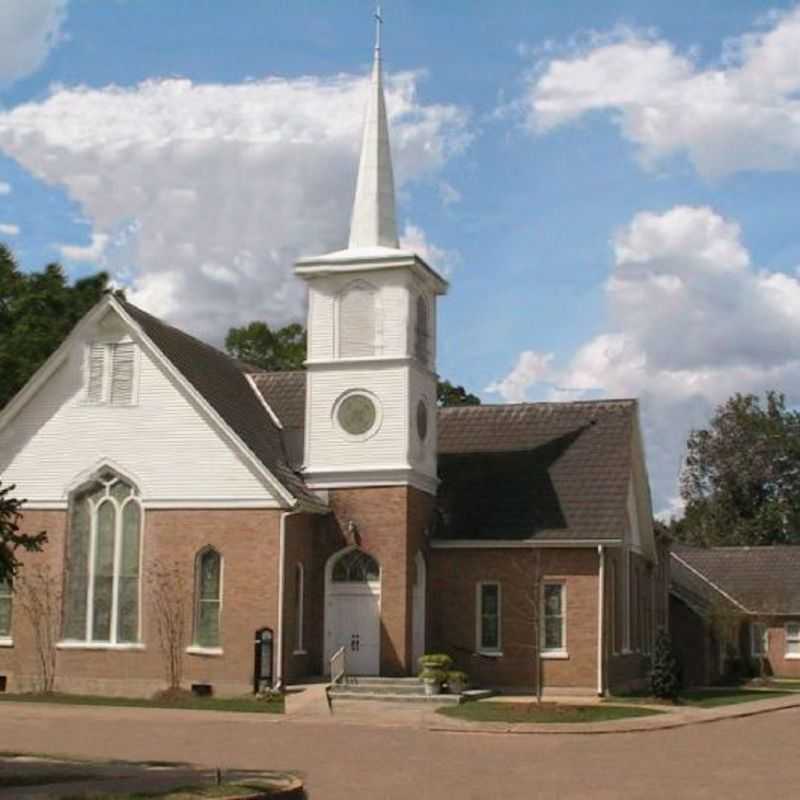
[0,31,668,698]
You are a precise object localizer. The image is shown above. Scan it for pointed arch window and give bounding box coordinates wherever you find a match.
[331,549,380,583]
[63,470,142,645]
[194,548,222,649]
[338,281,377,358]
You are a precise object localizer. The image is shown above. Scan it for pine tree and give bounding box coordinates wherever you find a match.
[650,628,681,700]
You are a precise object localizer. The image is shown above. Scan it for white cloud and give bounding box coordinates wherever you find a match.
[438,181,462,207]
[399,222,460,277]
[0,223,19,236]
[0,73,470,340]
[0,0,67,86]
[485,350,555,402]
[0,182,10,195]
[525,7,800,177]
[487,206,800,514]
[58,232,109,263]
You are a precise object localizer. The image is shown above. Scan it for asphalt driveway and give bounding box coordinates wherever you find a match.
[0,700,797,799]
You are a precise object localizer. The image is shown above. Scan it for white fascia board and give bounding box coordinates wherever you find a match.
[110,297,297,510]
[430,538,622,549]
[0,294,115,434]
[304,355,437,379]
[305,466,438,496]
[245,373,283,429]
[22,498,286,511]
[295,252,448,295]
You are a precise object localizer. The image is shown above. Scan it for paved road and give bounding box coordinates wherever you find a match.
[0,701,797,799]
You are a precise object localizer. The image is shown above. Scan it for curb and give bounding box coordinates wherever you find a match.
[426,696,800,736]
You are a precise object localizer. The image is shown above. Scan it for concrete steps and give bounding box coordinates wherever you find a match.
[327,676,492,706]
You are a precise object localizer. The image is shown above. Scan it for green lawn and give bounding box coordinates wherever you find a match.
[606,688,794,708]
[0,692,284,714]
[437,701,662,724]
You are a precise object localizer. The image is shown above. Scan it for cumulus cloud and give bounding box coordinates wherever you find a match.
[524,6,800,177]
[0,223,20,236]
[0,73,470,340]
[0,0,67,86]
[57,232,109,263]
[399,222,461,277]
[486,206,800,514]
[0,182,10,195]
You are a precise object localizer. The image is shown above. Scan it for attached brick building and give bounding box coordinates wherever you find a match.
[0,35,668,698]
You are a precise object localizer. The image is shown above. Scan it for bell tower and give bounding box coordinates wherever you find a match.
[295,13,448,496]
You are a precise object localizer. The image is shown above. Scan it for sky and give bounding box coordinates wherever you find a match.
[1,0,800,516]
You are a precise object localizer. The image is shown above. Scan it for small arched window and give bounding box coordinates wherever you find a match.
[194,548,222,649]
[331,549,380,583]
[339,281,376,358]
[415,294,430,363]
[63,469,142,644]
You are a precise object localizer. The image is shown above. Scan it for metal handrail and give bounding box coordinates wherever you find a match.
[330,645,346,685]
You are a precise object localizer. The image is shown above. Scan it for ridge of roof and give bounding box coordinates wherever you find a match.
[438,398,637,412]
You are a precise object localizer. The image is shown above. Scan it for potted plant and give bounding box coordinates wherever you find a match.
[446,670,468,695]
[418,653,453,673]
[420,668,446,696]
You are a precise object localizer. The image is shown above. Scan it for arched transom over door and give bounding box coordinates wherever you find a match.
[325,548,381,676]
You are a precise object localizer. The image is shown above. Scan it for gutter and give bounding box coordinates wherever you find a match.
[597,545,605,696]
[275,509,302,690]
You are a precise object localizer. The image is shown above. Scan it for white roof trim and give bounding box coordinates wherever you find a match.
[430,538,621,549]
[671,551,751,614]
[245,373,283,430]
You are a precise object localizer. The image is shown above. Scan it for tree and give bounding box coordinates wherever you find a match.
[0,244,110,409]
[148,561,189,691]
[650,628,681,700]
[225,321,306,372]
[226,320,481,406]
[678,391,800,547]
[0,481,46,583]
[436,380,480,408]
[15,565,61,692]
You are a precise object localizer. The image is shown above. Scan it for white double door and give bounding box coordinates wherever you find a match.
[327,584,380,675]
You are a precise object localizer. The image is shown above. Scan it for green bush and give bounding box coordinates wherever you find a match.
[650,628,681,700]
[446,670,468,693]
[420,668,446,685]
[418,653,452,673]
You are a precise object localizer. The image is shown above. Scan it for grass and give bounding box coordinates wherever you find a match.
[437,701,662,724]
[606,687,794,708]
[0,692,284,714]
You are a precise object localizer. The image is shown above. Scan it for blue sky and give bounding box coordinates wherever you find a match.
[2,0,800,513]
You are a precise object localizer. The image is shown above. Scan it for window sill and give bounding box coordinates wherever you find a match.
[784,653,800,660]
[186,646,223,657]
[292,649,308,656]
[57,641,145,651]
[0,638,13,648]
[541,650,569,660]
[475,650,503,658]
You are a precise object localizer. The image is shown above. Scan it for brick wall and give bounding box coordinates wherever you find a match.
[0,508,287,697]
[428,547,600,691]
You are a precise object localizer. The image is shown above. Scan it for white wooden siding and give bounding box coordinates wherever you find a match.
[0,316,278,506]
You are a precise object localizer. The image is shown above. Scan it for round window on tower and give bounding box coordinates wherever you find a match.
[335,391,381,439]
[416,399,428,442]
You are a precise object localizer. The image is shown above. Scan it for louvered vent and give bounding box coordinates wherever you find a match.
[339,284,376,358]
[87,344,107,403]
[110,342,135,405]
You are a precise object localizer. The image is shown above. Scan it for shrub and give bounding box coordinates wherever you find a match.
[446,670,468,693]
[420,668,446,685]
[650,628,681,700]
[418,653,452,673]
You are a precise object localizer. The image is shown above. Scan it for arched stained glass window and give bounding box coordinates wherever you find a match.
[63,470,142,644]
[331,549,380,583]
[195,548,222,649]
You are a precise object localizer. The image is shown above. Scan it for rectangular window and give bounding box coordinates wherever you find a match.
[786,623,800,658]
[110,343,136,405]
[86,342,137,405]
[87,343,107,403]
[476,582,501,653]
[294,564,305,653]
[751,622,768,657]
[608,560,617,655]
[0,580,12,639]
[543,582,566,654]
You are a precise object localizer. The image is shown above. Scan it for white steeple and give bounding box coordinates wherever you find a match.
[348,6,399,250]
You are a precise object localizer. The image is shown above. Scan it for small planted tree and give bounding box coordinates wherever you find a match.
[650,628,681,700]
[0,481,46,583]
[148,561,189,692]
[15,565,61,693]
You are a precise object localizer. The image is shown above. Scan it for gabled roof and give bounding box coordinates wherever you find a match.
[115,299,319,508]
[672,545,800,615]
[253,373,638,543]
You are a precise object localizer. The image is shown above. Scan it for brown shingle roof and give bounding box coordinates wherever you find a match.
[252,374,637,542]
[673,545,800,614]
[119,300,316,506]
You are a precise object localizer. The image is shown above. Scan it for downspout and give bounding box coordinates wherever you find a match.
[276,508,302,690]
[597,544,605,697]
